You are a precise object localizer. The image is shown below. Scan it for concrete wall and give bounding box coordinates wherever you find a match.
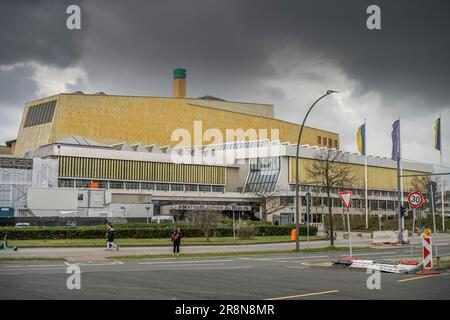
[27,187,77,211]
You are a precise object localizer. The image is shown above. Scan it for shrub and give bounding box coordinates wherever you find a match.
[0,223,317,240]
[236,222,258,239]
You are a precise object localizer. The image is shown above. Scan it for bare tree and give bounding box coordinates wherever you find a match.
[304,149,357,246]
[253,190,289,221]
[190,210,220,241]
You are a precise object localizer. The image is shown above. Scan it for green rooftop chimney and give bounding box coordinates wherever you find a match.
[173,68,186,79]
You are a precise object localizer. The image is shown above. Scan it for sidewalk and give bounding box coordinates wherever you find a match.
[2,234,449,262]
[0,238,389,262]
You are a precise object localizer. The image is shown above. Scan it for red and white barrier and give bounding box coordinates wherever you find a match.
[422,237,433,270]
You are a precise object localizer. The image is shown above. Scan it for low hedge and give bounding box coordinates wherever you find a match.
[0,224,316,240]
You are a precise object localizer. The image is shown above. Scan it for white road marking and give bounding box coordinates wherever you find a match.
[2,264,67,268]
[178,266,253,271]
[0,267,67,272]
[346,251,397,256]
[244,255,329,261]
[138,259,234,265]
[157,263,225,267]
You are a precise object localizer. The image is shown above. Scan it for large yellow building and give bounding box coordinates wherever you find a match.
[14,68,339,155]
[7,68,434,223]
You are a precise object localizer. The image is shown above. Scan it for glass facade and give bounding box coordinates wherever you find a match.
[244,157,280,193]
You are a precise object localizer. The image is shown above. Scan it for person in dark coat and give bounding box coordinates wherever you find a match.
[171,227,182,255]
[106,223,119,251]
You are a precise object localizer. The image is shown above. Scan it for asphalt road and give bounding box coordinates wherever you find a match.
[1,245,449,300]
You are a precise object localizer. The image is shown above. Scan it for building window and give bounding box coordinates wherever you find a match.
[24,100,57,127]
[199,185,212,192]
[141,182,155,190]
[328,138,332,148]
[185,184,198,192]
[170,184,184,191]
[334,140,338,148]
[244,157,281,193]
[322,137,327,145]
[97,181,108,189]
[317,136,321,145]
[59,179,74,188]
[75,180,90,188]
[212,185,224,192]
[109,181,124,189]
[155,183,169,191]
[125,182,139,189]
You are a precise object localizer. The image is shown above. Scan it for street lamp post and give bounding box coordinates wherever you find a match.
[295,90,338,251]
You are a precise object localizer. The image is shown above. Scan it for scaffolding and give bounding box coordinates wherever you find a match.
[0,157,33,212]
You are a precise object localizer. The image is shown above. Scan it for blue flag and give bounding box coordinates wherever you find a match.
[435,117,441,151]
[391,120,400,161]
[357,124,366,156]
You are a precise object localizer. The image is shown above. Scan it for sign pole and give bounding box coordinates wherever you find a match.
[347,208,352,257]
[431,187,437,234]
[397,159,403,243]
[306,193,310,249]
[411,208,416,258]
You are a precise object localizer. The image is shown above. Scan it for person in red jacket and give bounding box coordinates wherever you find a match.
[171,228,182,255]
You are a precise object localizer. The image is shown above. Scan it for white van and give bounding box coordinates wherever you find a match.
[150,215,174,224]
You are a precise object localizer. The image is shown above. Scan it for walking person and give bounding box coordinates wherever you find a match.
[171,227,182,255]
[106,223,119,251]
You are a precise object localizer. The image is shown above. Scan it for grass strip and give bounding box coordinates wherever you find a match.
[107,246,372,260]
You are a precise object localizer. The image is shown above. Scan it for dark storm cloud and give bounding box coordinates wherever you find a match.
[0,64,37,105]
[0,0,449,146]
[75,0,450,109]
[0,0,84,67]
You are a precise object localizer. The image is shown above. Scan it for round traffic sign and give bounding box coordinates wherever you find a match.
[408,191,424,208]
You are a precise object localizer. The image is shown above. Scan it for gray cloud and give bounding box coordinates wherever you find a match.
[0,0,83,67]
[0,0,449,168]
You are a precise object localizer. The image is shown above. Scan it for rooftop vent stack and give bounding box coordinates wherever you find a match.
[173,68,187,98]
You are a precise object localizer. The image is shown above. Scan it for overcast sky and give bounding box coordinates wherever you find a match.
[0,0,449,173]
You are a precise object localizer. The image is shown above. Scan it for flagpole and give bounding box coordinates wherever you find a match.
[364,118,369,229]
[399,116,405,231]
[440,114,445,231]
[394,119,403,243]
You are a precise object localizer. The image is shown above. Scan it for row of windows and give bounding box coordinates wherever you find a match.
[58,156,226,184]
[317,136,338,148]
[284,196,411,211]
[58,179,225,193]
[24,100,57,127]
[290,184,411,198]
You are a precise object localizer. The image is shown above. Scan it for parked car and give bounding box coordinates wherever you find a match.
[151,215,174,224]
[14,222,30,228]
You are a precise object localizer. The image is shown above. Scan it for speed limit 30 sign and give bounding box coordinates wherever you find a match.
[408,191,424,208]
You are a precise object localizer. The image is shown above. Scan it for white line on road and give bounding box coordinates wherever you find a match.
[2,264,67,268]
[138,259,234,265]
[0,267,67,272]
[156,263,225,267]
[348,251,397,256]
[175,266,253,271]
[244,255,329,261]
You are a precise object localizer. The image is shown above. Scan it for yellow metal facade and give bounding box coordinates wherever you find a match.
[58,156,226,184]
[14,94,339,156]
[288,157,428,191]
